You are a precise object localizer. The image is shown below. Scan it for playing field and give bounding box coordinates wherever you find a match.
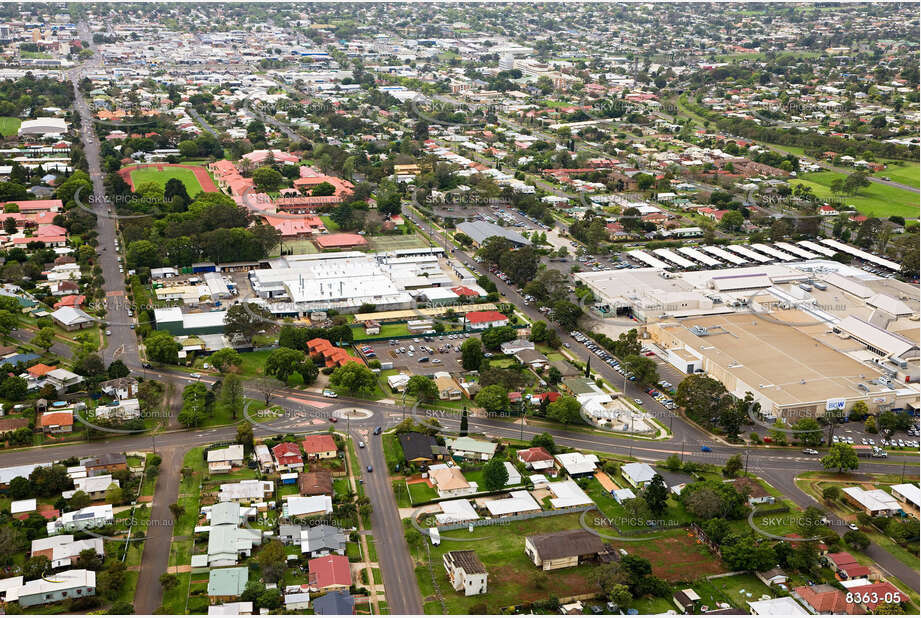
[792,171,919,219]
[129,166,206,196]
[0,117,21,137]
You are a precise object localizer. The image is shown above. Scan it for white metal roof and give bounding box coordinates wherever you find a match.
[751,243,797,262]
[701,245,747,265]
[652,248,695,269]
[820,238,902,271]
[677,246,721,267]
[797,240,836,257]
[627,249,670,270]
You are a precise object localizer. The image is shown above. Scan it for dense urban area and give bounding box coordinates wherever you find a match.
[0,2,916,616]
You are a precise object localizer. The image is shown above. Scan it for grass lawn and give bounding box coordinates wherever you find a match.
[346,541,363,560]
[130,166,205,196]
[0,117,21,137]
[693,574,774,610]
[393,480,412,508]
[407,480,438,504]
[352,322,410,340]
[229,349,273,377]
[792,171,919,219]
[160,572,191,614]
[272,237,319,257]
[320,215,340,231]
[409,512,613,614]
[880,161,920,189]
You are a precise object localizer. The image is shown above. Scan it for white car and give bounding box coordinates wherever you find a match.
[322,389,338,398]
[190,373,202,379]
[634,399,643,405]
[847,523,859,531]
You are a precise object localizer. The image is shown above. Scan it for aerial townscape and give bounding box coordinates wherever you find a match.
[0,2,917,617]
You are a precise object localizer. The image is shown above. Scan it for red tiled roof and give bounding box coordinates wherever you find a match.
[27,363,57,377]
[794,585,865,615]
[272,442,303,465]
[518,446,554,463]
[302,434,338,455]
[845,582,900,611]
[39,411,73,428]
[315,233,367,248]
[465,310,507,324]
[308,555,351,590]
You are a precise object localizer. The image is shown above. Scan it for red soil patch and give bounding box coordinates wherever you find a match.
[627,529,723,582]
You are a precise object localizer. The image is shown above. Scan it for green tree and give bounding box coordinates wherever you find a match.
[252,166,283,192]
[159,572,179,590]
[106,360,130,379]
[474,384,507,414]
[145,330,180,364]
[546,396,582,424]
[843,529,870,551]
[329,363,377,395]
[224,303,271,343]
[822,485,841,503]
[31,327,55,351]
[821,443,859,473]
[622,354,658,385]
[209,348,242,373]
[264,347,306,381]
[719,210,744,232]
[460,337,483,371]
[643,474,669,515]
[257,539,287,583]
[311,181,336,196]
[219,373,244,420]
[460,407,469,436]
[722,454,744,478]
[792,417,822,446]
[406,375,438,402]
[481,457,509,491]
[530,432,556,453]
[236,421,255,454]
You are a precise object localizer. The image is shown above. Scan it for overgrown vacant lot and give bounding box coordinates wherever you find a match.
[625,527,724,582]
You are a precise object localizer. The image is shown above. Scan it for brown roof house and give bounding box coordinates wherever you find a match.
[524,529,606,571]
[298,470,334,497]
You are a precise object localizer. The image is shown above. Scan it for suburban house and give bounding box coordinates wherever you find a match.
[748,597,810,615]
[218,480,274,504]
[673,588,701,613]
[841,486,902,516]
[732,477,776,505]
[39,410,74,434]
[445,437,497,461]
[31,536,104,569]
[399,432,439,465]
[99,377,139,400]
[500,339,534,355]
[5,569,96,608]
[50,306,94,331]
[298,470,334,497]
[484,490,541,517]
[94,398,141,421]
[312,590,354,615]
[207,602,254,615]
[826,552,872,581]
[208,445,245,474]
[308,555,351,592]
[516,447,557,474]
[430,465,477,498]
[621,462,658,488]
[889,483,920,517]
[208,567,249,603]
[254,444,274,474]
[464,310,509,330]
[301,525,348,559]
[514,348,549,369]
[45,368,84,393]
[301,434,338,460]
[64,474,119,500]
[83,453,127,475]
[272,443,304,472]
[554,452,598,479]
[47,504,114,535]
[794,584,864,615]
[284,496,334,518]
[207,502,263,567]
[443,550,488,596]
[433,372,462,400]
[524,529,606,570]
[756,567,789,587]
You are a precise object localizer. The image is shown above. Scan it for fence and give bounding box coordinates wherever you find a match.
[437,505,593,531]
